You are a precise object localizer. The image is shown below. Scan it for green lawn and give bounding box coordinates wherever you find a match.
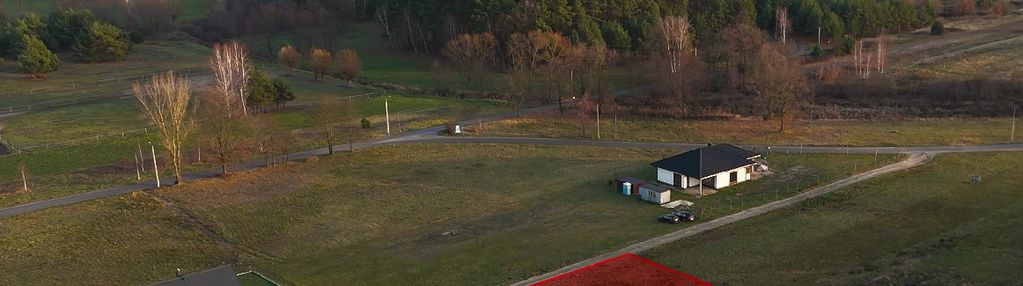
[0,0,209,22]
[155,145,888,285]
[244,23,521,92]
[0,41,210,107]
[0,143,892,285]
[642,152,1023,285]
[477,112,1019,147]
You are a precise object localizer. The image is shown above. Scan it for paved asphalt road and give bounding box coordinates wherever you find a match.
[0,106,1020,285]
[2,106,1022,219]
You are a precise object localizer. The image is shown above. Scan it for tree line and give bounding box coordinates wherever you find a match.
[127,41,361,185]
[0,9,132,77]
[372,0,939,55]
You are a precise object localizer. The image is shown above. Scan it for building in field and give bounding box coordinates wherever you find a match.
[651,144,762,196]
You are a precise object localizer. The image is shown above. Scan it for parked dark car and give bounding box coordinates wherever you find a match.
[658,211,695,224]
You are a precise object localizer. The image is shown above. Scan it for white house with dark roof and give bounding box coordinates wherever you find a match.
[650,144,762,196]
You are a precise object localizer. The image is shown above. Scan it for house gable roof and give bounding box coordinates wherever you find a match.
[148,265,241,286]
[651,144,757,179]
[708,143,761,160]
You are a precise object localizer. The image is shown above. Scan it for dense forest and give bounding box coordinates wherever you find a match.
[371,0,940,54]
[181,0,940,55]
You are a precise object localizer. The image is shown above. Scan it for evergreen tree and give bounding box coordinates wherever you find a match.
[16,13,47,41]
[0,23,17,58]
[47,9,97,50]
[16,34,60,76]
[570,0,602,45]
[75,21,130,62]
[247,70,276,109]
[271,78,295,107]
[600,22,630,50]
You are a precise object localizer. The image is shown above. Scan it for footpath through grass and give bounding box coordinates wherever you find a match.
[642,152,1023,285]
[477,112,1018,147]
[0,144,890,285]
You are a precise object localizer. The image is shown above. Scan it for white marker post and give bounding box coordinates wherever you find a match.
[596,104,601,140]
[385,99,391,135]
[1012,107,1017,143]
[151,143,160,188]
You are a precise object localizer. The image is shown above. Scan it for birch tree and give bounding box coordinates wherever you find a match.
[654,15,705,110]
[876,34,889,74]
[210,41,253,116]
[776,7,791,44]
[133,71,194,185]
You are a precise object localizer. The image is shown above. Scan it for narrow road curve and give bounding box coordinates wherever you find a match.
[1,103,1021,219]
[509,153,932,286]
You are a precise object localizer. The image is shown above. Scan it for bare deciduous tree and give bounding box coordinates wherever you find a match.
[506,30,570,113]
[335,49,361,84]
[132,71,195,184]
[853,40,874,79]
[747,44,809,132]
[309,48,332,82]
[277,44,301,70]
[441,32,498,87]
[876,33,889,74]
[314,95,356,155]
[210,41,253,116]
[651,15,706,113]
[198,90,252,175]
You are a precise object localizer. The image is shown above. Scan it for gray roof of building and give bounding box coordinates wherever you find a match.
[650,144,757,179]
[708,144,761,159]
[148,264,241,286]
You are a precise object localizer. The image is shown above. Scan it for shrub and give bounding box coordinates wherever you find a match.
[836,34,855,55]
[810,44,825,58]
[931,21,945,36]
[361,117,371,129]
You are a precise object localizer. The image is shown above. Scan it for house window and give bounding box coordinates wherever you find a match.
[730,171,738,183]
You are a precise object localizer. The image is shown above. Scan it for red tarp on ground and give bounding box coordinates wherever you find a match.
[533,253,711,286]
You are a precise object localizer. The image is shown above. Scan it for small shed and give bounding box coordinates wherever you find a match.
[639,184,671,204]
[616,177,645,197]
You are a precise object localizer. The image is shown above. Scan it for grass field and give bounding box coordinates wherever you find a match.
[0,144,890,285]
[0,41,210,107]
[0,0,209,22]
[642,152,1023,285]
[242,23,510,92]
[0,192,234,286]
[476,112,1018,147]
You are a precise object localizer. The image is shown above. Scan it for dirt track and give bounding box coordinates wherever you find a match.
[509,153,933,286]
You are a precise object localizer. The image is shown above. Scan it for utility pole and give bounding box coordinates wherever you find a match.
[150,142,160,188]
[596,104,601,140]
[817,26,822,46]
[385,98,390,135]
